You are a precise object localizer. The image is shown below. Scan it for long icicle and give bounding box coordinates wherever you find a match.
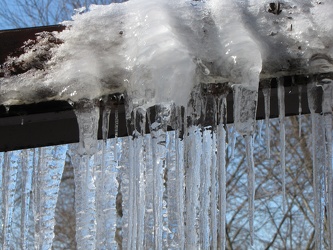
[233,84,258,246]
[96,98,111,249]
[307,81,325,250]
[20,149,33,250]
[200,128,212,248]
[2,151,19,250]
[245,135,255,246]
[34,146,67,250]
[321,80,333,250]
[136,108,147,250]
[151,104,170,249]
[72,99,100,250]
[211,98,218,249]
[277,78,286,213]
[218,96,227,250]
[175,107,185,249]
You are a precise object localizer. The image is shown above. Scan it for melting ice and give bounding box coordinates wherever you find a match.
[0,0,333,249]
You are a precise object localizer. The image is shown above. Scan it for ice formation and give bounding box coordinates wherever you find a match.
[0,0,333,249]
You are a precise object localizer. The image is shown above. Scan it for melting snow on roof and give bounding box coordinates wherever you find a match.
[0,0,332,107]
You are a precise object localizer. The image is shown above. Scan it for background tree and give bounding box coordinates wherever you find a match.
[0,0,119,29]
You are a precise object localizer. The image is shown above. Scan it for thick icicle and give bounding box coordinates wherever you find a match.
[150,104,171,249]
[174,106,185,248]
[2,151,19,250]
[185,125,201,249]
[217,97,227,250]
[277,78,286,212]
[200,128,212,248]
[320,78,333,250]
[96,97,118,250]
[71,99,100,250]
[127,108,146,250]
[245,135,255,246]
[20,149,34,250]
[307,82,325,250]
[33,146,67,250]
[166,106,185,249]
[262,85,271,158]
[143,135,154,249]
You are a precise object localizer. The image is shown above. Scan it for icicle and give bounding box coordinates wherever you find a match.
[169,106,185,249]
[262,85,271,158]
[150,104,171,249]
[209,96,218,249]
[217,96,227,250]
[200,128,212,248]
[96,96,118,250]
[307,81,325,250]
[118,138,130,249]
[127,135,137,250]
[20,149,33,250]
[101,97,111,142]
[144,135,155,249]
[33,146,67,250]
[184,125,201,249]
[245,135,255,246]
[277,78,286,213]
[298,84,302,137]
[71,99,100,250]
[165,106,185,249]
[129,108,146,250]
[233,84,258,246]
[126,108,147,250]
[2,151,19,250]
[320,77,333,250]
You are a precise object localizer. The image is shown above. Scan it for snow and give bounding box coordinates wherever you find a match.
[1,0,332,107]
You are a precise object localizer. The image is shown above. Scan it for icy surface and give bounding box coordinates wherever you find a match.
[33,146,67,250]
[0,1,333,249]
[277,78,286,212]
[1,0,332,106]
[308,82,326,250]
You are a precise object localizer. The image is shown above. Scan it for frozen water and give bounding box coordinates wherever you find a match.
[0,0,333,249]
[1,0,332,106]
[307,81,326,250]
[277,78,286,212]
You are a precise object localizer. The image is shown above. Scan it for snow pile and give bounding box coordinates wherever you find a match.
[0,0,332,107]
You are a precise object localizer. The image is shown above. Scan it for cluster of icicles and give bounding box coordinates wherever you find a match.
[0,77,332,250]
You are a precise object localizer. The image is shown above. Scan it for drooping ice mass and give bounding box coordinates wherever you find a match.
[1,0,332,106]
